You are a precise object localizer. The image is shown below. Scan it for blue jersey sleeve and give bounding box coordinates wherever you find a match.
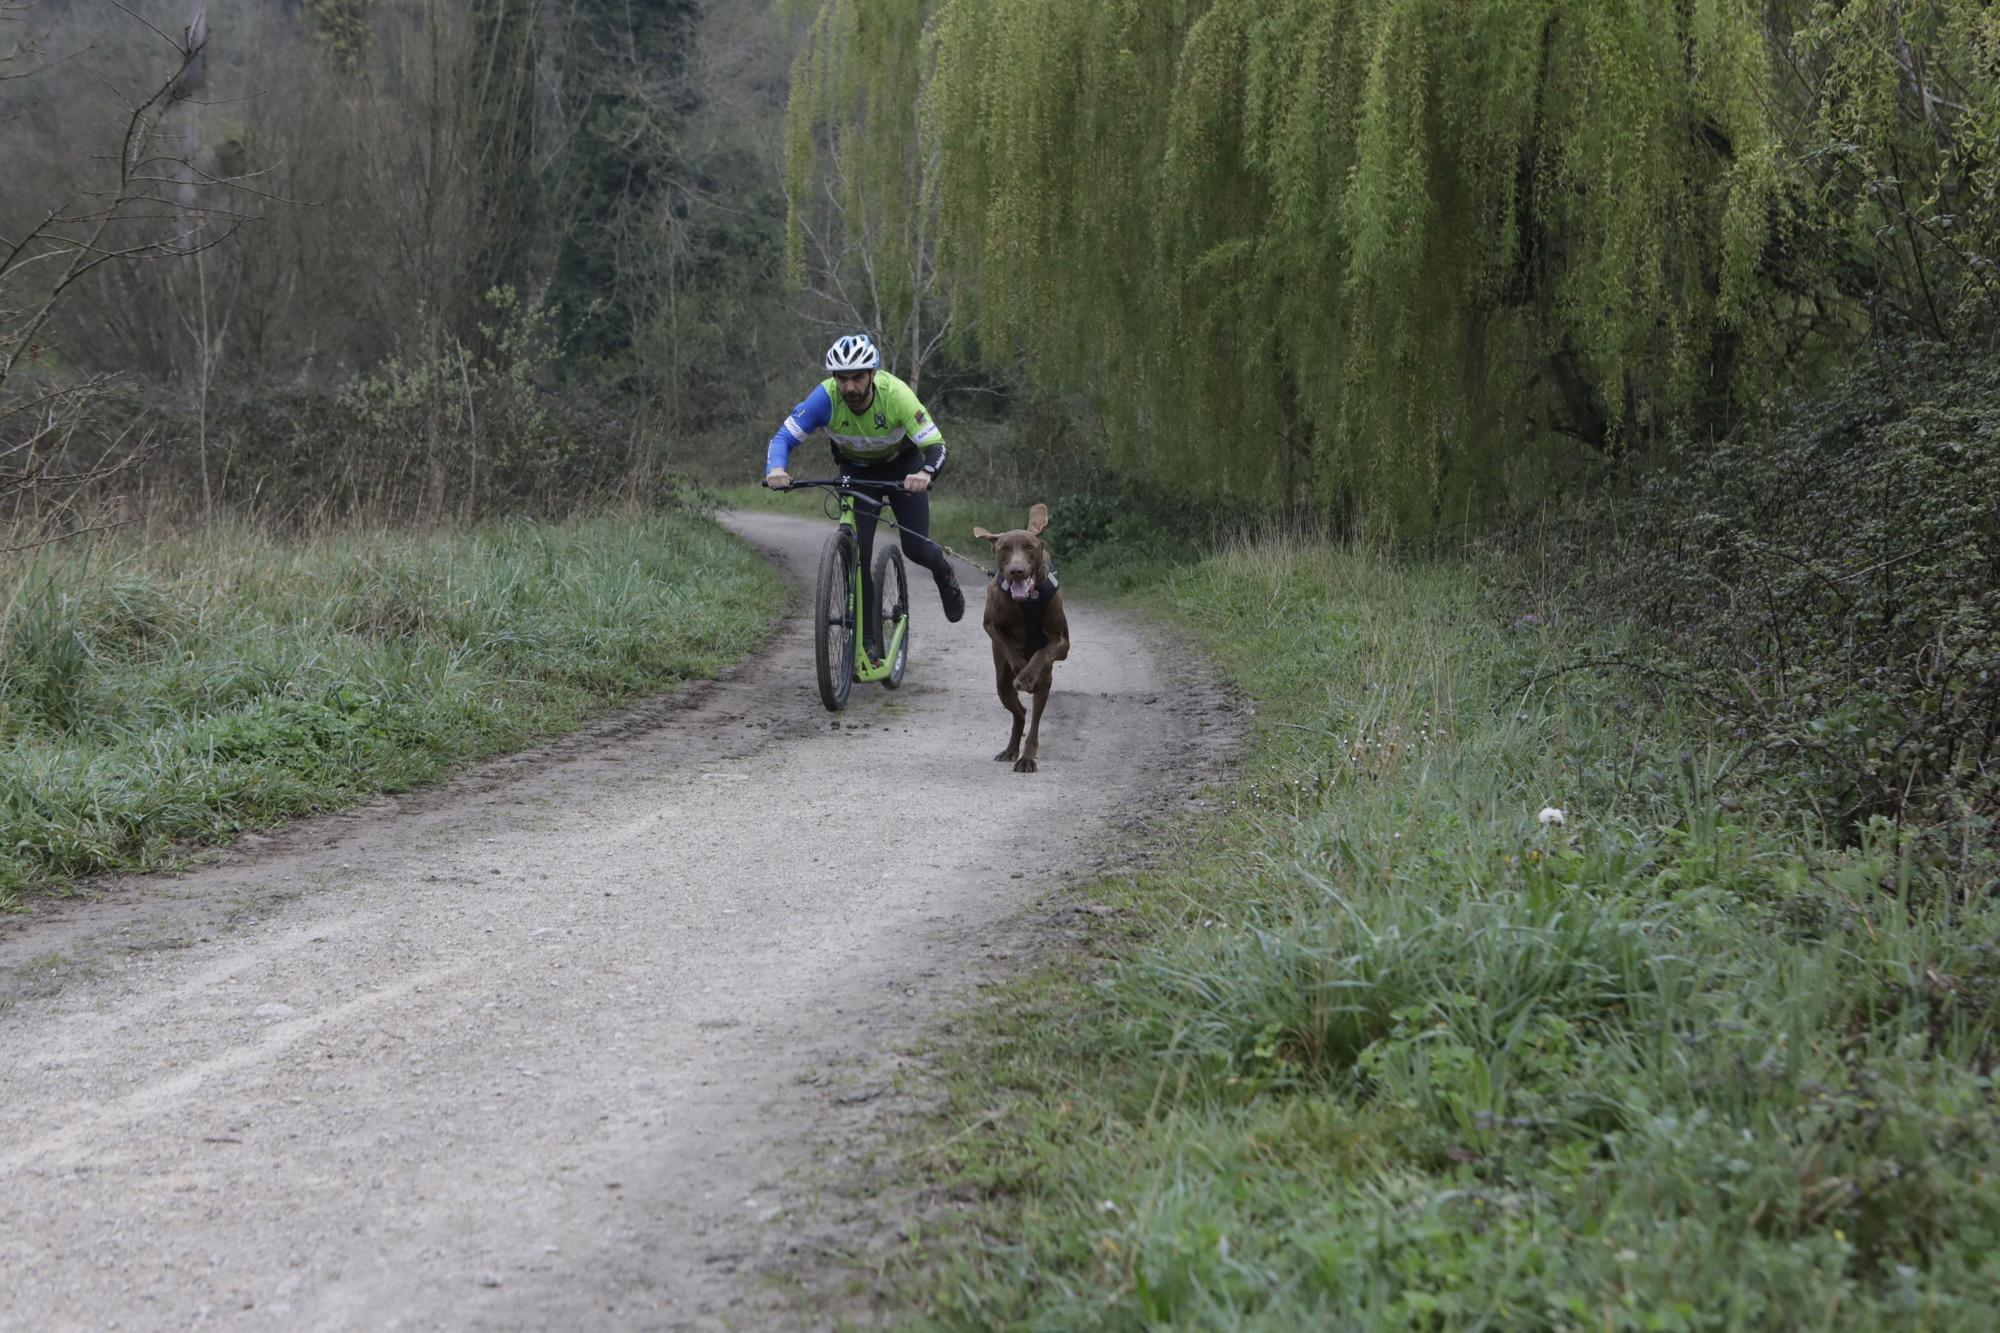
[765,384,833,473]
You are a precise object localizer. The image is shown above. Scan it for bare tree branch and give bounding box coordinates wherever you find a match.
[1,4,256,541]
[102,0,181,54]
[1,516,137,554]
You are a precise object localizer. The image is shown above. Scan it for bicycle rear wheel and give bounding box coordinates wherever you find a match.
[814,529,855,711]
[872,545,909,689]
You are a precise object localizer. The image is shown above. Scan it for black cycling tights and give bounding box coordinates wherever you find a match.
[842,452,954,635]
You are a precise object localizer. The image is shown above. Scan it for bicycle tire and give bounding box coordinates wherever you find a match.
[872,545,909,689]
[814,529,855,712]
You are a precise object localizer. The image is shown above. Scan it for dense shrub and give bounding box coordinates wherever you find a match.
[119,290,665,526]
[1594,347,1999,847]
[160,378,645,524]
[1041,479,1287,591]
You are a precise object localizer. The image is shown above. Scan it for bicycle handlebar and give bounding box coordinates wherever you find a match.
[778,478,910,492]
[770,476,992,575]
[775,477,911,509]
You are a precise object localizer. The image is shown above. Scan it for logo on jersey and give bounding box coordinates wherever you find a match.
[915,411,928,425]
[874,412,887,428]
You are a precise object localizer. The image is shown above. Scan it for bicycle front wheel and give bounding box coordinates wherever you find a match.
[814,529,855,712]
[872,545,909,689]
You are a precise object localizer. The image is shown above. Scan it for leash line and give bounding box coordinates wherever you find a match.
[804,487,993,578]
[876,514,995,579]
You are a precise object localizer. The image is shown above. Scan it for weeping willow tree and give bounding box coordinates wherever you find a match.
[1781,1,2000,345]
[783,0,952,385]
[782,0,2000,522]
[915,0,1794,518]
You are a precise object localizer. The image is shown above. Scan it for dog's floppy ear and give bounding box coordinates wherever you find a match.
[1027,503,1049,536]
[972,525,1000,543]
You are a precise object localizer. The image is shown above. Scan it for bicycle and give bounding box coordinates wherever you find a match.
[778,478,912,712]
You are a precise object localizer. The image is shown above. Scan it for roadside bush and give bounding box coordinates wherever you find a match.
[1042,479,1277,592]
[126,289,662,526]
[1590,346,1999,853]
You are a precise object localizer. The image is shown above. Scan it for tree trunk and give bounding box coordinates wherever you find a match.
[176,1,208,261]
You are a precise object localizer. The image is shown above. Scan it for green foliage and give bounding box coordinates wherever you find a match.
[204,687,392,780]
[816,0,2000,526]
[917,0,1791,518]
[785,0,923,287]
[1784,1,2000,342]
[878,537,2000,1327]
[1034,480,1270,593]
[0,510,783,903]
[0,574,188,734]
[1581,344,2000,845]
[303,0,376,73]
[784,0,955,383]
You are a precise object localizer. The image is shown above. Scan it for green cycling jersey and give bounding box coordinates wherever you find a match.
[767,370,946,470]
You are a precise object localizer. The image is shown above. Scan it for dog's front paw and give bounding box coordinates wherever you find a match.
[994,746,1019,763]
[1012,755,1038,774]
[1012,670,1043,694]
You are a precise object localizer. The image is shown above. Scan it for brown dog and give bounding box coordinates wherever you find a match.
[973,504,1070,773]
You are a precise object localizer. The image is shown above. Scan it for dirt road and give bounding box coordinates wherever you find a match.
[0,511,1232,1331]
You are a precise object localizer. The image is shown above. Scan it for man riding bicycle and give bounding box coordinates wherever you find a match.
[765,334,966,657]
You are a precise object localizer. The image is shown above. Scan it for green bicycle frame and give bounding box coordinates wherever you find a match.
[837,493,909,682]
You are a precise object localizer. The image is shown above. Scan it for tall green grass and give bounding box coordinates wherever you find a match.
[892,538,2000,1329]
[0,511,781,905]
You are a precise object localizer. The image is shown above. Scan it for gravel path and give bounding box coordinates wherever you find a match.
[0,511,1233,1331]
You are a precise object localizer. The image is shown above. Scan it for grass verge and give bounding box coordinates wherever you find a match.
[884,536,2000,1329]
[0,508,782,906]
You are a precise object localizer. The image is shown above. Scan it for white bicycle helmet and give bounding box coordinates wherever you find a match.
[824,333,881,372]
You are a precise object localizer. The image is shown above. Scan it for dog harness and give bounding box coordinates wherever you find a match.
[1004,574,1062,653]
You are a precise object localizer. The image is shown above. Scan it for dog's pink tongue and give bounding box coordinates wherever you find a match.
[1007,574,1035,600]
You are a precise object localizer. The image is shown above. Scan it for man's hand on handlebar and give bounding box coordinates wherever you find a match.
[765,468,791,490]
[904,471,932,494]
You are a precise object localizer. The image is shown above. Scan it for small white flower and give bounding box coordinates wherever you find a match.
[1098,1199,1119,1214]
[1538,807,1566,828]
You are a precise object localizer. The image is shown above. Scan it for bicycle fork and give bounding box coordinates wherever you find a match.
[846,518,908,683]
